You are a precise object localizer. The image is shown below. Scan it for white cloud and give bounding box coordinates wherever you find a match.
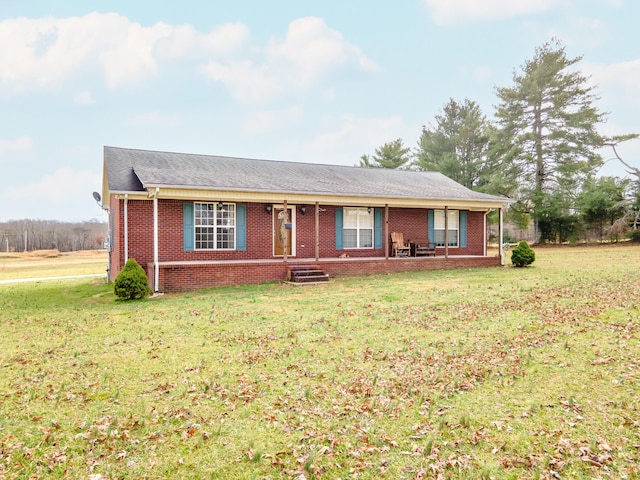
[0,13,375,102]
[3,167,101,205]
[156,22,249,60]
[243,105,303,135]
[0,13,250,92]
[283,114,410,166]
[0,135,33,158]
[425,0,561,26]
[203,17,379,104]
[585,58,640,92]
[1,167,105,221]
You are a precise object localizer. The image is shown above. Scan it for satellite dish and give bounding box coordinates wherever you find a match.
[93,192,102,203]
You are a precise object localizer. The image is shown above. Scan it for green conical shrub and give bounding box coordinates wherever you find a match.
[511,241,536,268]
[114,258,152,299]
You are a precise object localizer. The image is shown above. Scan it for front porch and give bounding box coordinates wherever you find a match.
[151,254,503,292]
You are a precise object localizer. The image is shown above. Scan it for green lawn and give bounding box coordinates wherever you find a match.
[0,245,639,479]
[0,250,107,281]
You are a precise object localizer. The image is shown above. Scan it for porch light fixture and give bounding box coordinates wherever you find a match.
[299,205,306,215]
[367,207,372,214]
[265,204,272,213]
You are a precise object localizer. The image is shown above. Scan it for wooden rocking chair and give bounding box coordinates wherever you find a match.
[391,232,410,257]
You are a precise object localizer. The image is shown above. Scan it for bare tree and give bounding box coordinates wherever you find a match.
[605,134,640,235]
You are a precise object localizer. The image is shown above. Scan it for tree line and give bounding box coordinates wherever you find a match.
[360,39,639,243]
[0,219,107,253]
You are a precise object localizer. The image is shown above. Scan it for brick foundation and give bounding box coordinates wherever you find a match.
[153,256,502,292]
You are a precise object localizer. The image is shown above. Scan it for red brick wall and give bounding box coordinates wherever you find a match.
[156,256,502,292]
[111,198,495,290]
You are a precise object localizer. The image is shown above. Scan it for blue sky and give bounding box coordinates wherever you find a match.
[1,0,638,222]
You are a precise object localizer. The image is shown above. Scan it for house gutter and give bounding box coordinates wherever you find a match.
[153,187,159,292]
[124,194,128,263]
[483,210,488,257]
[499,207,505,266]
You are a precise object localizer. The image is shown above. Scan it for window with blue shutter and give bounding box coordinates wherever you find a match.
[236,204,246,251]
[183,202,194,251]
[335,208,343,250]
[428,210,435,245]
[374,208,383,249]
[459,210,467,248]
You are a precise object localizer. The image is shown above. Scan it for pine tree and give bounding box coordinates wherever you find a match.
[360,138,411,169]
[415,98,494,190]
[494,39,606,239]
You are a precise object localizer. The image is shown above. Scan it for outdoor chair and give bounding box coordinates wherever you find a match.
[413,239,436,257]
[391,232,411,257]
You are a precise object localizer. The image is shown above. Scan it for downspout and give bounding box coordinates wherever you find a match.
[483,210,488,257]
[315,202,319,261]
[153,187,159,292]
[499,207,505,266]
[124,194,129,263]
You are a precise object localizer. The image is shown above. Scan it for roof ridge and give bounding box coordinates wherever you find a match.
[103,145,438,176]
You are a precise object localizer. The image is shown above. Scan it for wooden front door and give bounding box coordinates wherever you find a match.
[273,206,294,256]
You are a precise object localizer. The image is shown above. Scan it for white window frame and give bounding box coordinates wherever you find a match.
[434,209,459,248]
[194,202,236,250]
[343,207,374,249]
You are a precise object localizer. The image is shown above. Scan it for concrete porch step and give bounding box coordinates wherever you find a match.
[288,266,330,284]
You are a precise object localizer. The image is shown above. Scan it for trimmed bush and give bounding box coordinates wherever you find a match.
[114,258,152,300]
[511,241,536,267]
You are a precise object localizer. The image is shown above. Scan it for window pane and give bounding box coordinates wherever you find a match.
[344,208,359,228]
[448,229,458,247]
[448,211,459,229]
[360,229,373,248]
[359,210,373,229]
[343,229,357,249]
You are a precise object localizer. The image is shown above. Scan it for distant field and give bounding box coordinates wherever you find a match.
[0,244,639,479]
[0,249,107,281]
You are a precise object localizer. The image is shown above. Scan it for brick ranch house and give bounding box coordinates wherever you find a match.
[102,146,512,292]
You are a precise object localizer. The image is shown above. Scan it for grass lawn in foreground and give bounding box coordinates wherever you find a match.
[0,245,639,479]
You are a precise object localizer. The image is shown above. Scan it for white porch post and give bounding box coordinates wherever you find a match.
[499,207,505,265]
[153,187,159,292]
[483,211,488,257]
[315,201,320,261]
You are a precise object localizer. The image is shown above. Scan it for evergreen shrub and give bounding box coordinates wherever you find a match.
[114,258,152,299]
[511,241,536,267]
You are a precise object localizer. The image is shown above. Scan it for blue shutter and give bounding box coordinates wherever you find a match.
[183,202,194,251]
[374,208,383,249]
[428,210,435,244]
[236,204,246,251]
[335,208,343,250]
[459,210,467,248]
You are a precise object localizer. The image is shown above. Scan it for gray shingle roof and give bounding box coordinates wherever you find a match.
[104,146,509,204]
